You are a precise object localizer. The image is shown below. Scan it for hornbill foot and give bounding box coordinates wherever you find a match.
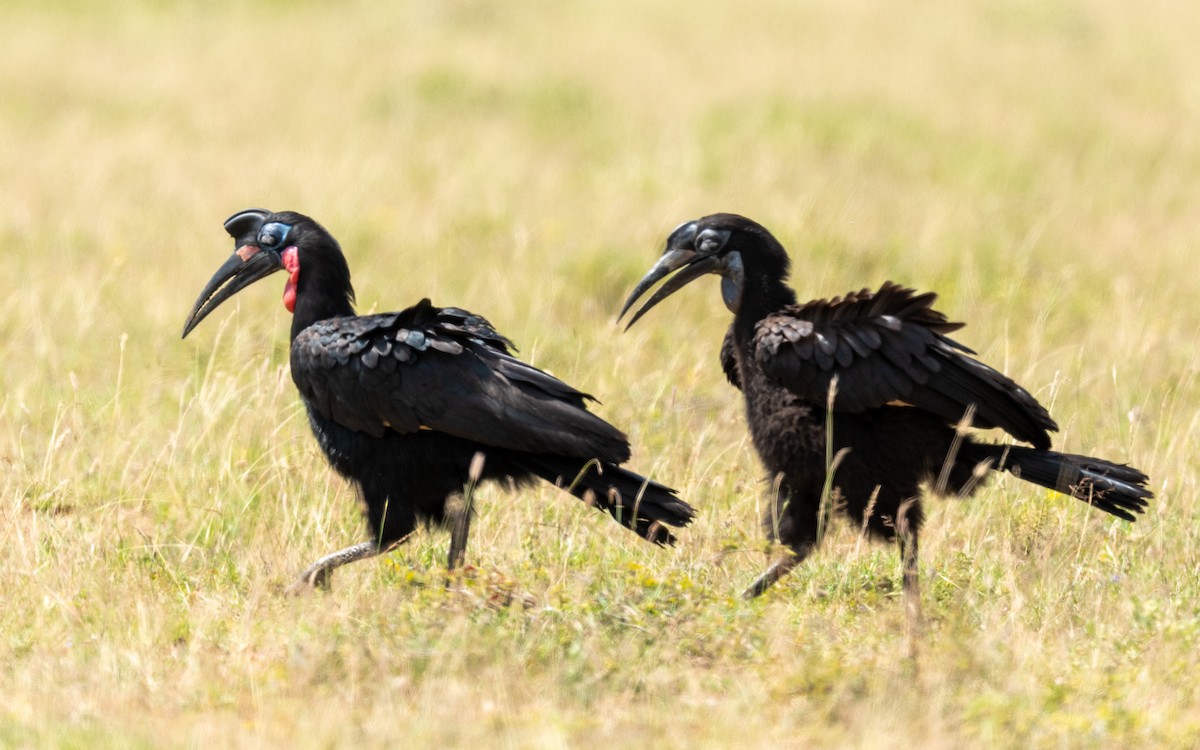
[742,555,801,599]
[287,541,381,595]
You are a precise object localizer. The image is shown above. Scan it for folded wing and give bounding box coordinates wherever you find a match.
[290,299,632,462]
[754,282,1057,449]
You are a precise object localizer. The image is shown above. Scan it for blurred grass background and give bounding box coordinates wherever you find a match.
[1,0,1197,746]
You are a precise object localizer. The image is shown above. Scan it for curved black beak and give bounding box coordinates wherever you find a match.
[618,249,721,329]
[181,246,283,338]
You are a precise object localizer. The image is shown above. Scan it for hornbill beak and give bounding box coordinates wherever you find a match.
[618,249,722,329]
[182,208,279,338]
[181,244,283,338]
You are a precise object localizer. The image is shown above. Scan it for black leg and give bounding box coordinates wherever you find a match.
[448,452,485,574]
[288,541,381,594]
[745,482,820,599]
[742,543,814,599]
[447,492,472,571]
[897,500,922,658]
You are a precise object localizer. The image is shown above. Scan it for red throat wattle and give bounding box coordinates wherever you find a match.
[281,246,300,313]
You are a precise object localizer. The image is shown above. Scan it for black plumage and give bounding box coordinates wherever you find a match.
[621,213,1151,616]
[183,209,693,589]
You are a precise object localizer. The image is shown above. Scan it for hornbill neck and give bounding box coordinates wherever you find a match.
[289,268,356,341]
[732,267,797,343]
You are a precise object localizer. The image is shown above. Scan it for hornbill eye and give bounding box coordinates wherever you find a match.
[259,222,292,248]
[696,228,730,255]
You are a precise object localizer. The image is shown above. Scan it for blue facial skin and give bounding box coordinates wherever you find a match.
[258,222,293,249]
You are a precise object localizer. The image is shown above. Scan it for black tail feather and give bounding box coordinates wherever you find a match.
[519,456,695,545]
[965,444,1152,521]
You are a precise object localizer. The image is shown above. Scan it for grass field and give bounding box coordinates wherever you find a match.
[2,1,1198,746]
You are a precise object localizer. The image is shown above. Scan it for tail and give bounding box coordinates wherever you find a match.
[518,456,695,545]
[963,444,1152,521]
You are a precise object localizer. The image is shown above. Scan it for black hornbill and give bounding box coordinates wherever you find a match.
[620,213,1151,615]
[183,209,693,589]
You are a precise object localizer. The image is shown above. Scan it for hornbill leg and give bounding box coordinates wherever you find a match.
[900,535,921,626]
[447,453,485,573]
[288,541,381,594]
[743,555,798,599]
[744,481,817,599]
[897,501,922,656]
[742,541,815,599]
[447,492,472,571]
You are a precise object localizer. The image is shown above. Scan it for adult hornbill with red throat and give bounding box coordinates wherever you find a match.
[620,213,1151,621]
[183,209,693,590]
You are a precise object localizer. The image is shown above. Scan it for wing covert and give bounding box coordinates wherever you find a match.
[290,299,630,461]
[754,282,1057,448]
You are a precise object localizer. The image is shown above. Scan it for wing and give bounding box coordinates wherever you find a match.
[290,299,631,462]
[720,324,742,390]
[754,281,1057,449]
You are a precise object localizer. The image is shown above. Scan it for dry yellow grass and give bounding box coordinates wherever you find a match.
[2,1,1198,746]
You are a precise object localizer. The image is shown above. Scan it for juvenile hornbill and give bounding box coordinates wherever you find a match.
[183,209,693,590]
[620,213,1151,617]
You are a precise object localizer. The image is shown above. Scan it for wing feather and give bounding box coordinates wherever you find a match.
[290,299,630,461]
[754,281,1057,448]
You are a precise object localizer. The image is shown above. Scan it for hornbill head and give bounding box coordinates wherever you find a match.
[619,213,789,328]
[182,208,352,337]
